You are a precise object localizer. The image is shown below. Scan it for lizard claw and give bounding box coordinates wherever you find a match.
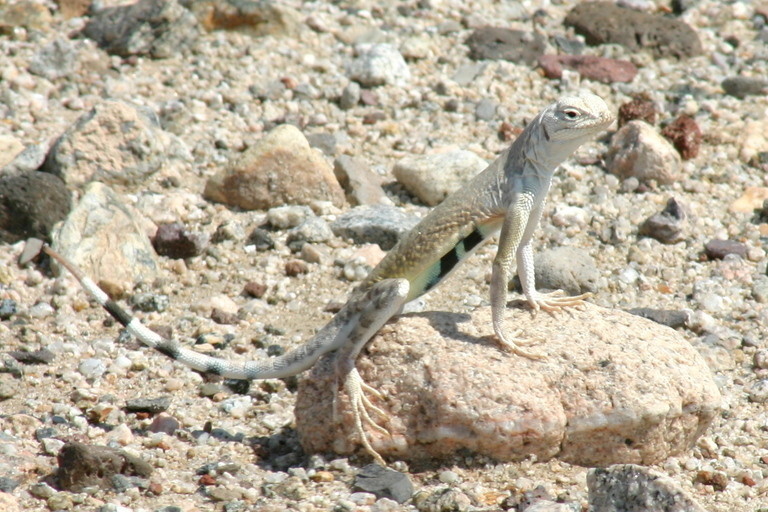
[528,290,590,315]
[344,368,390,466]
[495,328,546,360]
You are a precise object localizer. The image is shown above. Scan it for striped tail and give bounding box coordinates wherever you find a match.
[40,244,333,380]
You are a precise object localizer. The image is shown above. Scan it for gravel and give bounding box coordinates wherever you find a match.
[1,0,767,511]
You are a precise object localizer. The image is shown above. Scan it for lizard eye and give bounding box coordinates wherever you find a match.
[563,109,580,119]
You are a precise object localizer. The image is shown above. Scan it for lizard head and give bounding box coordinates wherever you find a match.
[539,91,615,143]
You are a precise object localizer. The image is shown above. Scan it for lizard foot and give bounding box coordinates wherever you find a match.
[344,367,390,466]
[528,290,591,315]
[495,328,546,361]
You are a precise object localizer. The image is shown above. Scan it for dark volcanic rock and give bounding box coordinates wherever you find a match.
[0,171,71,243]
[565,2,702,59]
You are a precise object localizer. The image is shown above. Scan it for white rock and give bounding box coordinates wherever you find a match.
[346,44,410,87]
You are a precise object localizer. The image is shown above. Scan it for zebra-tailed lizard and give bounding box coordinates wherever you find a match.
[29,91,614,466]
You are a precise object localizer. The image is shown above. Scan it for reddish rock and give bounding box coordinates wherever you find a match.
[661,115,701,160]
[538,55,637,84]
[618,95,657,127]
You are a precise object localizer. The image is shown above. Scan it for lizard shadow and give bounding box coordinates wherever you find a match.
[402,300,533,347]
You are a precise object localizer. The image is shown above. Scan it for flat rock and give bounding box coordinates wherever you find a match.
[564,2,702,59]
[331,205,419,251]
[393,150,488,206]
[538,55,637,84]
[50,182,160,296]
[606,120,681,185]
[57,442,153,492]
[588,464,708,512]
[296,303,720,466]
[82,0,200,58]
[204,124,345,210]
[41,100,191,190]
[334,155,392,206]
[465,27,546,65]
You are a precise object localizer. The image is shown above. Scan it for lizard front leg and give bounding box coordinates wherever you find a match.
[490,193,545,360]
[332,278,411,466]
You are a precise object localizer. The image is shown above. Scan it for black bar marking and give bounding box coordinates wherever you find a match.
[156,344,181,360]
[105,300,134,327]
[463,228,484,252]
[425,228,485,292]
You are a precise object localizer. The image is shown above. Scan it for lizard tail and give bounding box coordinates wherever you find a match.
[41,244,323,380]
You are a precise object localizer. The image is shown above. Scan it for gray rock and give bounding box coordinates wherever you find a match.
[414,488,473,511]
[588,464,708,512]
[0,299,17,321]
[353,464,414,504]
[246,228,275,251]
[130,292,170,313]
[204,124,345,210]
[1,141,48,175]
[721,76,768,98]
[8,348,55,365]
[638,197,687,244]
[393,150,488,206]
[124,396,171,414]
[78,358,107,380]
[0,171,71,243]
[346,44,410,87]
[41,100,191,189]
[331,205,419,251]
[51,181,160,295]
[704,239,747,260]
[28,37,79,80]
[747,380,768,403]
[474,98,497,121]
[627,308,690,329]
[465,27,546,65]
[286,217,334,252]
[82,0,200,58]
[752,276,768,304]
[451,62,486,86]
[334,155,391,206]
[606,121,681,185]
[57,442,153,492]
[296,304,720,465]
[565,2,702,59]
[305,132,336,157]
[527,246,599,295]
[340,82,361,110]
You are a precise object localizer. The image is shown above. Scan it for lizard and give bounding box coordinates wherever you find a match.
[30,91,614,466]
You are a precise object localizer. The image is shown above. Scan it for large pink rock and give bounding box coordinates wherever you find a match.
[296,303,720,466]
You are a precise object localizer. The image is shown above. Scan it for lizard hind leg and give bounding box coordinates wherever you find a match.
[331,278,410,466]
